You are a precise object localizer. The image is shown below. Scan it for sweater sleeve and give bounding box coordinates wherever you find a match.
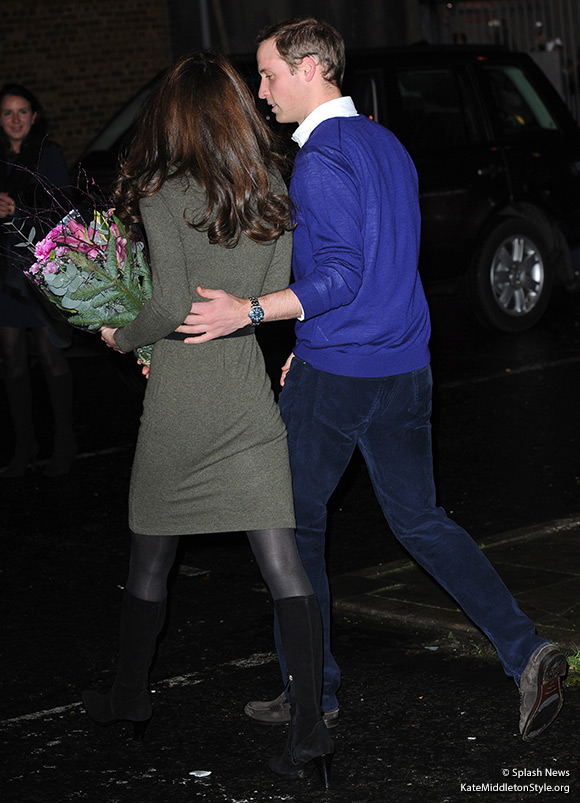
[288,146,365,319]
[114,189,193,352]
[258,171,293,294]
[260,228,292,295]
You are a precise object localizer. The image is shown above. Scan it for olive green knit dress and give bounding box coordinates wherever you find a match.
[114,175,295,536]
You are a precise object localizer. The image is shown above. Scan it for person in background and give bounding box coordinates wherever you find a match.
[176,17,567,743]
[84,51,333,789]
[0,83,75,477]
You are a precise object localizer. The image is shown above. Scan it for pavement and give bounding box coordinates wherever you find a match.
[2,345,579,801]
[330,516,580,652]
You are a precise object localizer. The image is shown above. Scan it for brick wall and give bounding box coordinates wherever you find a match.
[0,0,172,167]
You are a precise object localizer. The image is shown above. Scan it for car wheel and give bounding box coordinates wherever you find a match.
[465,218,554,332]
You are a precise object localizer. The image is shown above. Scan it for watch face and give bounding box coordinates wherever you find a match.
[249,305,264,324]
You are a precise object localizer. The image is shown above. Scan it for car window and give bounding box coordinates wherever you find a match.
[344,72,381,121]
[394,68,477,153]
[483,65,560,136]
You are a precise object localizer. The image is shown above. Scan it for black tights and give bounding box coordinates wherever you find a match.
[126,529,313,603]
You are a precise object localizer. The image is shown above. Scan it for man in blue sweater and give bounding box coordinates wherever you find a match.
[177,17,566,741]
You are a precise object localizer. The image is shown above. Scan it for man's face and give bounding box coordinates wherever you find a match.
[257,38,308,125]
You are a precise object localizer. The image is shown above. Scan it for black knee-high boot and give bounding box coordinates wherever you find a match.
[269,594,334,789]
[82,592,166,740]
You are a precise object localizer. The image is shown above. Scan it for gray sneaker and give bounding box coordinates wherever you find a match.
[244,691,339,728]
[519,643,567,741]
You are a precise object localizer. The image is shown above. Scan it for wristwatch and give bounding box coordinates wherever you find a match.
[248,296,264,326]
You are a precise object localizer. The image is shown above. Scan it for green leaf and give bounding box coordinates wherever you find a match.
[61,296,82,310]
[67,275,83,293]
[68,280,114,301]
[44,283,68,297]
[66,313,101,330]
[103,236,119,279]
[90,287,123,307]
[68,251,103,276]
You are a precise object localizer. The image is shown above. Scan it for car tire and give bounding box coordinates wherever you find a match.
[464,217,554,332]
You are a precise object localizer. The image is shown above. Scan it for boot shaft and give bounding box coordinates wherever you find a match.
[274,594,333,762]
[115,593,167,691]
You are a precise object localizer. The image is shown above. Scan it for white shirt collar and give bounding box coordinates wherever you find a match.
[292,96,358,148]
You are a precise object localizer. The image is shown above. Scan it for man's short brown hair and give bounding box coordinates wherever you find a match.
[257,16,345,88]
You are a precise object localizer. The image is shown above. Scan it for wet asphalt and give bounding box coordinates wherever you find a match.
[1,288,579,801]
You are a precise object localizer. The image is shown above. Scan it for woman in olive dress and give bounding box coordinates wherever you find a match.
[82,52,333,789]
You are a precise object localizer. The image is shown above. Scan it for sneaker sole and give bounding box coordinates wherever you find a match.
[521,652,567,741]
[244,706,339,729]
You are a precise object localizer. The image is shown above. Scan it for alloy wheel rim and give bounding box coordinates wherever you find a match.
[490,235,545,316]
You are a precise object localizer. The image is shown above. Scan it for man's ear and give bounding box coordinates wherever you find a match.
[301,55,318,83]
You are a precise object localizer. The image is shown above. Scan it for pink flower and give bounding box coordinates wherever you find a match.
[67,219,88,239]
[63,218,107,259]
[115,237,127,267]
[34,225,64,260]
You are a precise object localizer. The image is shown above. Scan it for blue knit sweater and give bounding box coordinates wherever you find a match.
[289,114,431,378]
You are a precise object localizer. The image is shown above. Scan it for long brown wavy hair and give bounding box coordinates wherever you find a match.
[113,51,293,246]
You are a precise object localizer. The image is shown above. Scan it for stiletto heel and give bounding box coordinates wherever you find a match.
[269,740,334,790]
[82,689,152,741]
[313,754,333,791]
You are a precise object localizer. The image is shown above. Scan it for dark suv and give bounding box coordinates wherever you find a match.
[78,46,580,332]
[344,46,580,332]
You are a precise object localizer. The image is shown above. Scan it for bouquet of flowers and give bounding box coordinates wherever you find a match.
[10,208,154,365]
